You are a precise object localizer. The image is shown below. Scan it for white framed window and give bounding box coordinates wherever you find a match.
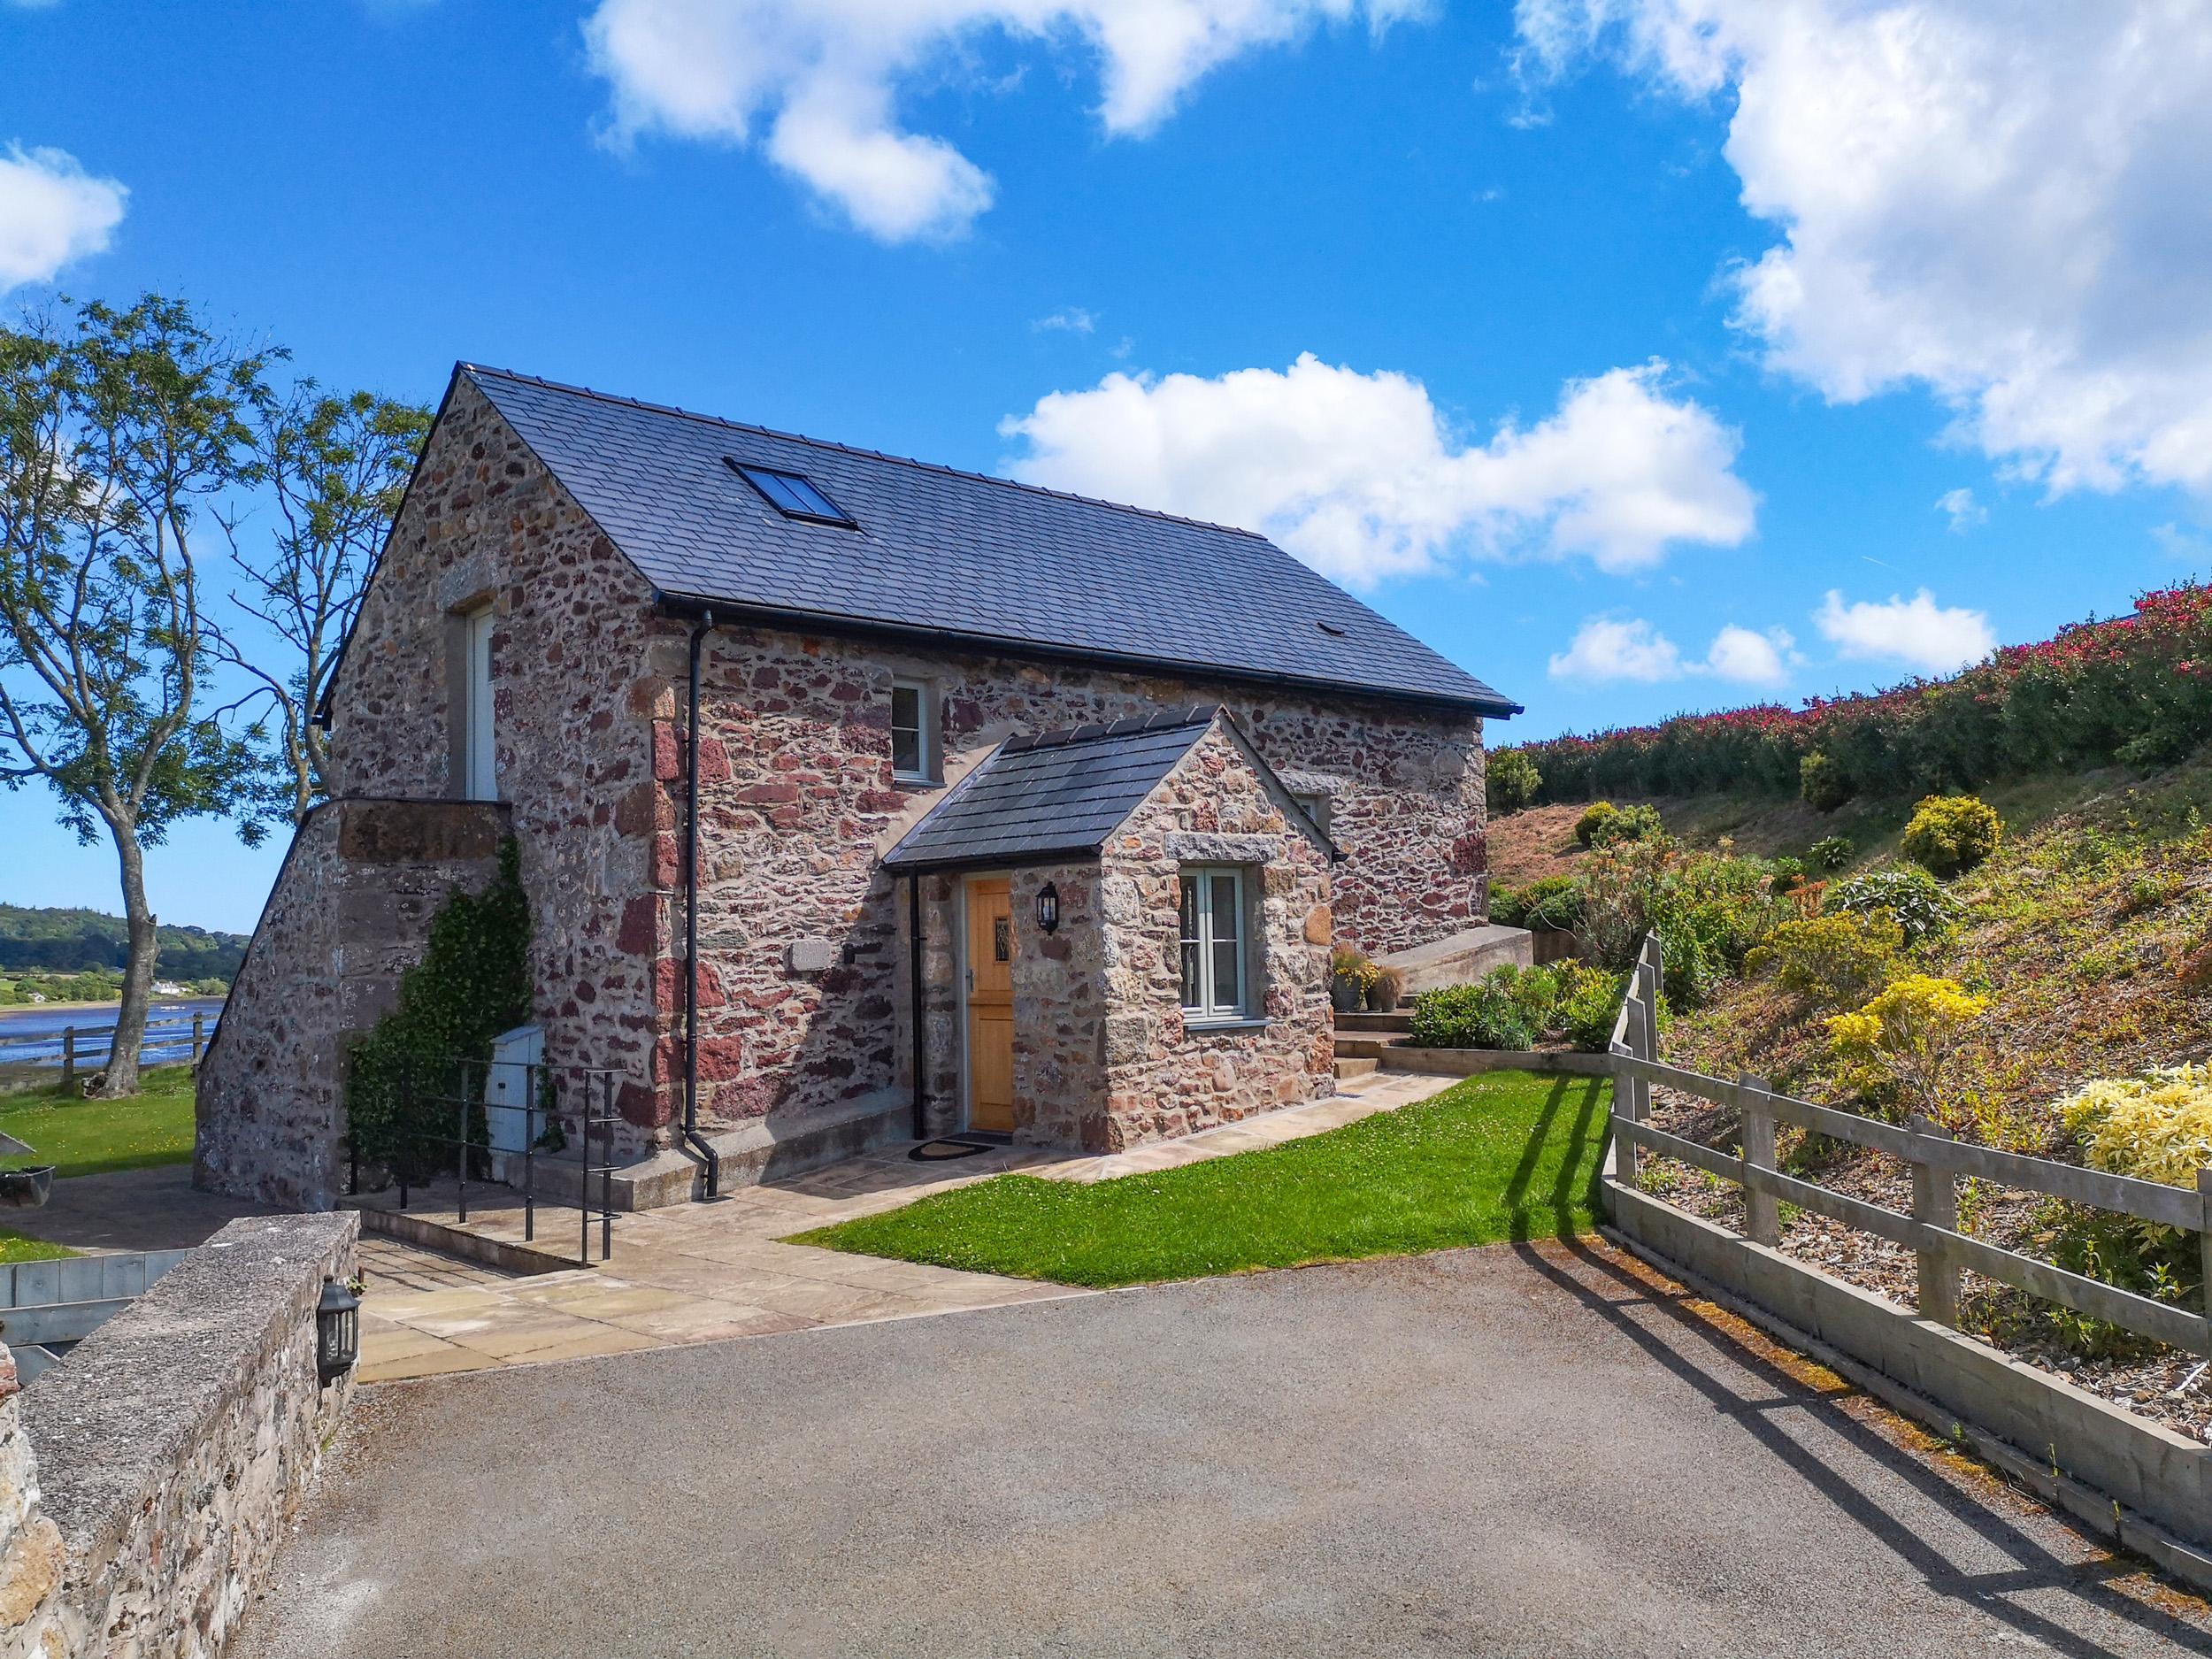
[459,603,496,802]
[1292,791,1333,837]
[890,679,936,783]
[1179,866,1249,1022]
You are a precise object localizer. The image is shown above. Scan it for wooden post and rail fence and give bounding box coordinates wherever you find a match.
[2,1012,209,1091]
[1604,932,2212,1364]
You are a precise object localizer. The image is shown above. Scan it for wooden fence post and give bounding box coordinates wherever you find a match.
[1909,1114,1960,1326]
[59,1027,74,1093]
[1740,1073,1778,1247]
[191,1011,205,1066]
[2200,1170,2211,1358]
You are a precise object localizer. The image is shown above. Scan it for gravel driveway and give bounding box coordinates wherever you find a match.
[234,1239,2212,1659]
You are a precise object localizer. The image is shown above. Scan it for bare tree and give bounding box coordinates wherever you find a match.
[0,296,272,1094]
[219,387,429,827]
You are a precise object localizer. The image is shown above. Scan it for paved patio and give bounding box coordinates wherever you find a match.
[352,1066,1457,1381]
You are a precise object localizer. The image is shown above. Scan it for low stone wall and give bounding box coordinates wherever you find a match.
[12,1212,358,1658]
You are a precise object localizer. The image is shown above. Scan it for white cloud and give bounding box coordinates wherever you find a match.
[1033,307,1095,334]
[1548,616,1793,683]
[583,0,1421,242]
[0,144,126,290]
[1517,0,2212,498]
[1935,488,1985,534]
[1814,588,1993,674]
[1001,354,1755,586]
[1703,622,1793,685]
[2151,522,2211,565]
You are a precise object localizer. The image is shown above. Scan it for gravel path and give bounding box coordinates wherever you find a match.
[234,1240,2212,1659]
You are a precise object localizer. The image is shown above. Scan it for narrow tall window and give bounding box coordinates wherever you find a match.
[461,605,496,801]
[890,679,935,783]
[1179,866,1248,1021]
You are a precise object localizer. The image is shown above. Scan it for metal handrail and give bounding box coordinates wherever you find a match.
[346,1056,624,1267]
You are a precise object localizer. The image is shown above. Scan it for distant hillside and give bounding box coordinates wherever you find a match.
[0,905,249,980]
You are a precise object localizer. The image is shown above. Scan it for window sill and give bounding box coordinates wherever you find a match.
[893,773,943,791]
[1180,1017,1271,1033]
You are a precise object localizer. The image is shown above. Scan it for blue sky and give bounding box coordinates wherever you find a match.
[4,0,2208,932]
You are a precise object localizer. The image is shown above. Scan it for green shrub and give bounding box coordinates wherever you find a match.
[1749,912,1904,1011]
[1408,974,1538,1050]
[1492,874,1583,933]
[1577,801,1663,848]
[1823,866,1962,943]
[1486,749,1541,815]
[1574,802,1620,848]
[345,840,534,1179]
[1807,834,1855,873]
[1800,750,1852,812]
[1901,794,2002,878]
[1553,963,1629,1051]
[1769,856,1808,896]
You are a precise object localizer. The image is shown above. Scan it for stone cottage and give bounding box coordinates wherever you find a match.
[196,365,1520,1210]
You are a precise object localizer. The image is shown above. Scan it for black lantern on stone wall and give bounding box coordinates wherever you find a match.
[1035,882,1061,935]
[317,1275,361,1384]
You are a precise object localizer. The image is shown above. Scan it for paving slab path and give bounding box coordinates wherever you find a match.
[234,1240,2212,1659]
[348,1066,1457,1380]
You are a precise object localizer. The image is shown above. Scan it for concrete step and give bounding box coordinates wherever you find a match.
[1334,1011,1412,1033]
[1334,1056,1379,1082]
[1333,1036,1396,1061]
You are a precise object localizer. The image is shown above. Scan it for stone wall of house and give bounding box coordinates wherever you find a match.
[322,375,664,1141]
[666,622,1482,1143]
[196,799,510,1209]
[1096,724,1335,1150]
[13,1213,357,1659]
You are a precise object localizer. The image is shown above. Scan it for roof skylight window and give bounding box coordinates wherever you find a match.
[726,458,856,527]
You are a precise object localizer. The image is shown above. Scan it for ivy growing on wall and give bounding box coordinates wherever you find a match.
[345,838,534,1179]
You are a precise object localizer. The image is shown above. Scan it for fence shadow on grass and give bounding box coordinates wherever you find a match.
[1501,1073,1609,1245]
[1512,1235,2212,1658]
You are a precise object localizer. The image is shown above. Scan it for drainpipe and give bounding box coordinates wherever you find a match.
[909,873,927,1139]
[683,613,722,1198]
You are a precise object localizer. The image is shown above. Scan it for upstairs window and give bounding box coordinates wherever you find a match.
[890,679,937,783]
[1179,867,1248,1022]
[457,603,497,802]
[726,458,856,527]
[1292,790,1333,837]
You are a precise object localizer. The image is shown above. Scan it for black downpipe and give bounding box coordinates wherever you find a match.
[909,874,927,1139]
[683,615,721,1197]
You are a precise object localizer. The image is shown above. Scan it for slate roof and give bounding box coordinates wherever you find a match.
[458,365,1518,715]
[885,707,1284,872]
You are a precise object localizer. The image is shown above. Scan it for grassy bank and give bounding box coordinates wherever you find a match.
[793,1070,1610,1287]
[0,1063,196,1179]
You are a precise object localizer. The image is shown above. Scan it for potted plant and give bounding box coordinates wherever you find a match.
[1330,949,1374,1013]
[1367,966,1404,1012]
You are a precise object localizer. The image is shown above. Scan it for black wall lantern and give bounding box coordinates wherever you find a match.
[1034,881,1061,935]
[317,1274,361,1383]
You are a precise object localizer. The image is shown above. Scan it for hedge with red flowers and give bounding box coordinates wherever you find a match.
[1509,583,2212,806]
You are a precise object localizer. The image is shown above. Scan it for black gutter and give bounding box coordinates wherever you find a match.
[649,590,1523,720]
[682,614,722,1198]
[907,875,927,1140]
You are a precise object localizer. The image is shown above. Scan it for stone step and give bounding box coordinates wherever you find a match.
[1334,1056,1379,1082]
[1333,1036,1395,1061]
[1334,1010,1412,1033]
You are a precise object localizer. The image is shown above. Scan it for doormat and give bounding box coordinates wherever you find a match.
[908,1138,998,1162]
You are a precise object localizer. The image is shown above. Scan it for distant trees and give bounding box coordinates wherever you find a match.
[219,387,429,828]
[0,296,273,1093]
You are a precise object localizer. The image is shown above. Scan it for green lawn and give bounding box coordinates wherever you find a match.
[0,1226,75,1264]
[0,1063,197,1180]
[792,1069,1611,1288]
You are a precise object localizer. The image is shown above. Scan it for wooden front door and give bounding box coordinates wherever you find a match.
[964,876,1017,1133]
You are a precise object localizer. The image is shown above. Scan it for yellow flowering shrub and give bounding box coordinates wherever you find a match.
[1826,974,1988,1125]
[2058,1065,2212,1248]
